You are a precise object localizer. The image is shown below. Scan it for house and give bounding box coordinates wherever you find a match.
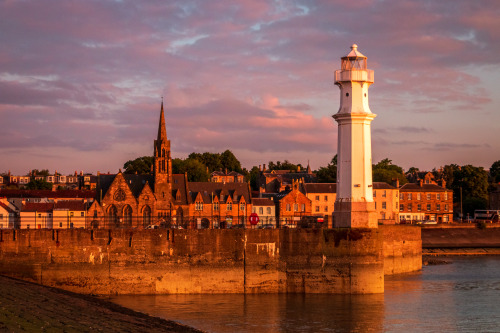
[258,163,316,193]
[373,182,399,224]
[186,182,252,229]
[210,170,244,183]
[301,183,336,219]
[399,180,453,223]
[52,201,88,229]
[274,180,312,227]
[19,202,54,229]
[251,197,276,227]
[0,198,18,229]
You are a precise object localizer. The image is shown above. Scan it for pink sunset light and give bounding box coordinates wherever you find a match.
[1,0,500,175]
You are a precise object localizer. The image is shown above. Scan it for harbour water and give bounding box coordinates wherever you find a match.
[110,257,500,332]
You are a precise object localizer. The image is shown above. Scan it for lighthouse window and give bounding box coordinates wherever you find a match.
[346,93,349,97]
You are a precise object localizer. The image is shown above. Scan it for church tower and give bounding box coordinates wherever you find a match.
[333,44,378,228]
[154,100,173,215]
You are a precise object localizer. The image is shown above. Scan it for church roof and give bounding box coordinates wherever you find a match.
[96,174,155,203]
[187,182,251,204]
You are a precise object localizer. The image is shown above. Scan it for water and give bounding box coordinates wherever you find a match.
[109,257,500,332]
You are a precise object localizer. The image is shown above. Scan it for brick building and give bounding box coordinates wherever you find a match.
[87,102,252,229]
[275,180,312,227]
[399,180,453,223]
[301,183,336,218]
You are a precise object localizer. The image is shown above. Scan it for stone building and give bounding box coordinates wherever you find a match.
[251,197,276,227]
[373,182,399,224]
[86,102,252,229]
[399,180,453,223]
[301,183,336,218]
[210,170,244,183]
[258,164,316,193]
[274,180,312,227]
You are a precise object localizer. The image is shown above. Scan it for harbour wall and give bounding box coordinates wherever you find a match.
[422,226,500,248]
[0,227,421,295]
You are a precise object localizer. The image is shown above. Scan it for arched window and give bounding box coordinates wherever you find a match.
[143,206,151,226]
[108,205,118,227]
[123,205,132,226]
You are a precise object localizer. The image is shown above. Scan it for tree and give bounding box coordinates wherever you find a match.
[220,150,243,173]
[316,155,337,183]
[441,164,460,189]
[25,179,52,190]
[31,169,50,177]
[452,165,488,205]
[267,160,301,172]
[372,158,407,185]
[490,160,500,183]
[172,158,209,182]
[248,166,261,191]
[123,156,154,174]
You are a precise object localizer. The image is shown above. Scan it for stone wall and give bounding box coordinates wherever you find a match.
[380,225,422,275]
[0,228,391,295]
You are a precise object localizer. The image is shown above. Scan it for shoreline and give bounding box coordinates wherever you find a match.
[0,275,203,332]
[423,248,500,256]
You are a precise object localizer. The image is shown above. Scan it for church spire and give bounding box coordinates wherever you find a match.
[157,97,167,142]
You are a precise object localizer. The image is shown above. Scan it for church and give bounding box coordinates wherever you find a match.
[87,102,252,229]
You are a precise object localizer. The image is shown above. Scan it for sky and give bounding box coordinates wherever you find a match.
[1,0,500,176]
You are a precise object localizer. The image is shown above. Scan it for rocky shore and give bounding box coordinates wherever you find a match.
[0,275,202,332]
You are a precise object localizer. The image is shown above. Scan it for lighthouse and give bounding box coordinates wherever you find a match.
[333,44,378,228]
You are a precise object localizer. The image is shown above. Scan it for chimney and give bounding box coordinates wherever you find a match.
[297,165,301,172]
[97,171,100,176]
[225,168,228,175]
[263,164,266,172]
[441,179,446,188]
[259,165,262,172]
[74,171,77,176]
[80,171,83,176]
[419,179,423,187]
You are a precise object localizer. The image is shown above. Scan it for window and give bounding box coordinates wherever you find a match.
[437,193,441,200]
[445,204,448,211]
[374,191,377,197]
[396,202,398,209]
[315,195,320,201]
[315,206,320,212]
[301,204,305,212]
[266,207,271,214]
[407,193,412,200]
[417,193,421,200]
[195,202,203,211]
[70,212,74,217]
[445,192,448,200]
[214,202,219,211]
[427,193,431,200]
[259,207,263,215]
[417,204,421,212]
[400,193,404,200]
[59,222,62,228]
[443,215,449,222]
[382,190,387,198]
[81,212,84,217]
[382,202,387,209]
[294,204,298,212]
[38,213,41,218]
[375,202,377,209]
[324,195,328,201]
[400,204,404,212]
[427,204,431,211]
[436,204,440,211]
[407,203,412,211]
[240,203,245,211]
[286,204,291,212]
[227,202,232,211]
[324,206,328,212]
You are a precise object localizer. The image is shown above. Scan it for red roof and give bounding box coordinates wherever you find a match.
[54,201,86,211]
[22,202,54,212]
[0,189,95,199]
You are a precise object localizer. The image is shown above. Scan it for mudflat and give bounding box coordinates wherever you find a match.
[0,275,202,332]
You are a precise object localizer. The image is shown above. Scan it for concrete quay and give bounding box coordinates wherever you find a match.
[0,275,201,332]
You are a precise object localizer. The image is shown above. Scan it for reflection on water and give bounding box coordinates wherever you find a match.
[110,257,500,333]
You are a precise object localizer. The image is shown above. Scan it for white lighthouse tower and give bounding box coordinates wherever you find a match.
[333,44,378,228]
